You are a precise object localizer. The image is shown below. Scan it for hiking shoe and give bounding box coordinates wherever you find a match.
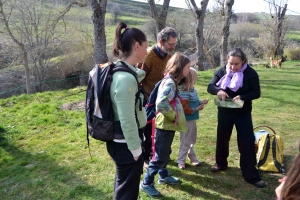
[254,180,267,188]
[140,182,161,198]
[158,175,181,185]
[191,160,201,166]
[210,163,227,172]
[178,163,185,169]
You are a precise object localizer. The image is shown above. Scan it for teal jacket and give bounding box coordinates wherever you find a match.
[110,60,147,157]
[155,76,187,132]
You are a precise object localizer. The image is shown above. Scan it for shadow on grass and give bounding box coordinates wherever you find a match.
[0,128,109,199]
[165,160,285,200]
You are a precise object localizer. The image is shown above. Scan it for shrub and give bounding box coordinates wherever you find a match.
[286,48,300,60]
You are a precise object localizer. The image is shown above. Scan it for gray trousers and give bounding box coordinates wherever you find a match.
[177,120,199,164]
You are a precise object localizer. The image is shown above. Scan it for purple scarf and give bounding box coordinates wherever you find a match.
[216,63,248,92]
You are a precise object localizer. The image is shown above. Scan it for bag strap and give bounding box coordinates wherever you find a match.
[151,117,156,162]
[257,134,270,168]
[86,73,95,158]
[114,61,141,128]
[253,125,276,135]
[271,136,282,172]
[165,75,179,125]
[257,135,282,173]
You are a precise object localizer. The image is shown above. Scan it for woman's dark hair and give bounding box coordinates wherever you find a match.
[165,52,190,85]
[227,48,248,64]
[280,138,300,200]
[112,21,147,58]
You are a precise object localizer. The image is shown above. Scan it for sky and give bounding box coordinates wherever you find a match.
[133,0,300,15]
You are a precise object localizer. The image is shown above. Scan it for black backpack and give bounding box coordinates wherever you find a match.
[85,61,141,146]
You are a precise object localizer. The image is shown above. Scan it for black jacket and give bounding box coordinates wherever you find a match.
[207,64,260,114]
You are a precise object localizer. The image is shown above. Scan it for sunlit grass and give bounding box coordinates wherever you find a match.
[1,62,300,199]
[286,30,300,42]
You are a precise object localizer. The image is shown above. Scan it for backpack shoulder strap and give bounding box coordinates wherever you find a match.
[112,61,141,106]
[112,61,142,127]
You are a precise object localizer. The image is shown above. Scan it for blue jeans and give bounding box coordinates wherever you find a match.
[143,128,175,185]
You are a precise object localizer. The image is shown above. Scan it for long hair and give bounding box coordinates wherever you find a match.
[280,138,300,200]
[227,48,248,64]
[182,67,197,91]
[164,52,190,85]
[112,21,147,58]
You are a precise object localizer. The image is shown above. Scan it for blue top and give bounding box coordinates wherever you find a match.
[179,87,201,121]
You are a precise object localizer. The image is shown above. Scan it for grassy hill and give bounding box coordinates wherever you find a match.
[1,61,300,199]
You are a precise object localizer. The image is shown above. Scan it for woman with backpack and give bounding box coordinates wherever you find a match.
[107,21,148,200]
[140,52,190,198]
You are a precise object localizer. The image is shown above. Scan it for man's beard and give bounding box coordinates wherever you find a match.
[161,45,174,55]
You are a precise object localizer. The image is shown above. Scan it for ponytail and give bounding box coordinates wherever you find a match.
[112,21,147,58]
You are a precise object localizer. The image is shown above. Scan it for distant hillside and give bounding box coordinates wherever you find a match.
[110,0,183,14]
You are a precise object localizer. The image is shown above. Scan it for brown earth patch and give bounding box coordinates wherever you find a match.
[61,100,85,110]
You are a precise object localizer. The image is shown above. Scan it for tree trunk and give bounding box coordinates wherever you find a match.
[0,0,84,95]
[204,39,216,69]
[88,0,108,64]
[187,0,209,71]
[147,0,170,34]
[273,3,287,59]
[220,0,234,67]
[22,49,32,94]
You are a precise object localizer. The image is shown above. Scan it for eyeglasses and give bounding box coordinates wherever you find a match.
[164,41,177,47]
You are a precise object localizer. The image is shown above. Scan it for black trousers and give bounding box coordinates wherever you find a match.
[106,141,144,200]
[142,123,152,161]
[216,110,261,184]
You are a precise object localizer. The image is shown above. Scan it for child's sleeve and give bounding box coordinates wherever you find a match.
[180,99,194,114]
[156,78,176,121]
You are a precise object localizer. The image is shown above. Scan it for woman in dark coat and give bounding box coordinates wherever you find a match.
[207,48,266,188]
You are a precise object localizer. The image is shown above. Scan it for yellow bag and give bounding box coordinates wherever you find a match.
[254,126,285,174]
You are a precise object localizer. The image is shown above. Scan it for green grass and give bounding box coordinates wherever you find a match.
[1,67,300,198]
[285,31,300,42]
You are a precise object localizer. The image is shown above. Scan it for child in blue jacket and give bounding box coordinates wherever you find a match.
[177,67,208,169]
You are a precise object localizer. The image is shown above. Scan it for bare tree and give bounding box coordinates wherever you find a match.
[186,0,209,71]
[167,10,194,50]
[265,0,288,59]
[87,0,108,64]
[147,0,170,33]
[109,3,121,24]
[217,0,234,67]
[0,0,86,94]
[141,18,157,42]
[204,10,227,68]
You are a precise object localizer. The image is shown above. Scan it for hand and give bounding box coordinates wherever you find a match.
[133,156,140,161]
[196,104,204,111]
[233,95,241,101]
[275,176,287,199]
[217,90,229,101]
[201,99,209,105]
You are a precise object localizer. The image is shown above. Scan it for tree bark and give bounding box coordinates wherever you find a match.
[220,0,234,67]
[147,0,170,34]
[204,39,216,69]
[187,0,209,71]
[88,0,108,64]
[273,3,287,59]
